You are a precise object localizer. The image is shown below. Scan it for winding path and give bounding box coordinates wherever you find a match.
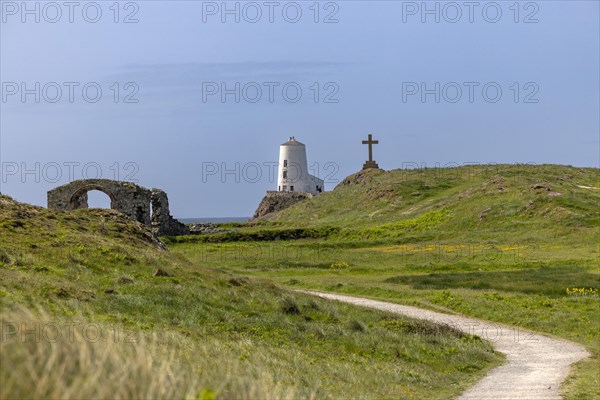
[299,290,589,400]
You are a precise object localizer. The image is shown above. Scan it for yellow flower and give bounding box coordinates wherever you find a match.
[330,261,349,269]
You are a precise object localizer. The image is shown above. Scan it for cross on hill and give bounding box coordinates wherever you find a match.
[362,133,380,170]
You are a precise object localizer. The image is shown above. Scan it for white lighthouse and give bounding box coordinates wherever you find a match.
[277,137,324,195]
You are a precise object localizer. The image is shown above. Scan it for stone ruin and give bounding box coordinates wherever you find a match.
[47,179,189,236]
[149,188,190,236]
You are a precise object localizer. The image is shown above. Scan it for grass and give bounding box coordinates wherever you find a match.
[2,163,598,399]
[1,307,306,400]
[384,266,600,296]
[173,241,599,399]
[0,194,502,399]
[164,226,339,243]
[170,164,600,399]
[260,164,599,232]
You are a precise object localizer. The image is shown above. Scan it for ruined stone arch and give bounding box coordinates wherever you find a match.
[68,184,117,210]
[48,179,152,227]
[47,179,189,236]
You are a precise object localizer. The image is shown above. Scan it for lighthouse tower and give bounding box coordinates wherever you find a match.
[277,137,324,195]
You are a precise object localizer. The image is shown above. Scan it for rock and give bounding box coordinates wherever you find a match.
[490,175,506,191]
[188,223,228,235]
[478,207,492,221]
[525,200,535,210]
[252,191,313,219]
[143,231,168,250]
[548,191,562,197]
[532,183,551,191]
[153,268,173,277]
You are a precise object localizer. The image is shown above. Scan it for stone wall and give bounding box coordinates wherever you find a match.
[252,191,313,219]
[151,189,189,236]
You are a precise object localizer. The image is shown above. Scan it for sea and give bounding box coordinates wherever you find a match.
[179,217,250,224]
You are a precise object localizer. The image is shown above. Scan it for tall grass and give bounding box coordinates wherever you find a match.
[0,307,306,400]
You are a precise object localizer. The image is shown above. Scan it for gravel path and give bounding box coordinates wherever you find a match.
[299,290,589,400]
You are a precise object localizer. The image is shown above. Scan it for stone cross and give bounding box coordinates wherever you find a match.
[362,133,380,169]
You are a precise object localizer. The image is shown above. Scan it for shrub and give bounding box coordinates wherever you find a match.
[280,296,301,314]
[349,319,367,332]
[330,261,349,269]
[169,226,340,243]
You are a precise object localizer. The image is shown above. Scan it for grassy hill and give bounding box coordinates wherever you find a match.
[261,164,598,234]
[170,164,599,399]
[0,194,502,399]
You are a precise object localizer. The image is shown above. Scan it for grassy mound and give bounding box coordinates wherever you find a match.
[260,164,599,236]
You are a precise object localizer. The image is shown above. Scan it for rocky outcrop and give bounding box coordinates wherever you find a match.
[252,191,313,219]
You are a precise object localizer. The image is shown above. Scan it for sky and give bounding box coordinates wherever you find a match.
[1,0,598,217]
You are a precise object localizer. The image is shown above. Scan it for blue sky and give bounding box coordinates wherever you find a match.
[1,1,598,217]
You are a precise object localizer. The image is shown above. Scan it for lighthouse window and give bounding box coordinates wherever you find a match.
[283,185,287,191]
[290,186,294,191]
[283,160,288,167]
[283,171,288,179]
